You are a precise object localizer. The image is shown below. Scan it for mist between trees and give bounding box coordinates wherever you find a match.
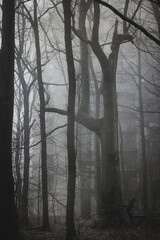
[0,0,160,240]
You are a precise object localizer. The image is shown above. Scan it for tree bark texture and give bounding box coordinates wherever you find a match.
[63,0,77,239]
[78,125,91,218]
[78,0,91,114]
[0,0,19,239]
[89,46,102,216]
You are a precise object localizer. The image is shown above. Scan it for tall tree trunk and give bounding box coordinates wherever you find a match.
[34,0,50,231]
[95,133,101,215]
[89,50,102,216]
[138,44,148,212]
[79,0,91,113]
[78,126,91,219]
[63,0,77,239]
[79,1,123,222]
[37,157,41,225]
[14,84,22,212]
[118,120,127,203]
[78,0,92,219]
[90,2,132,223]
[21,91,30,226]
[0,0,19,239]
[100,71,122,223]
[16,55,31,226]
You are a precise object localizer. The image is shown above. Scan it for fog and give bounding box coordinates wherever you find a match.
[1,0,160,239]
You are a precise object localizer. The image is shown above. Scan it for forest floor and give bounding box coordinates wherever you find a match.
[22,226,160,240]
[21,217,160,240]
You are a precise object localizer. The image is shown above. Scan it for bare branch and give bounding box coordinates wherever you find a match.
[15,0,31,10]
[45,107,68,115]
[45,107,102,134]
[94,0,160,45]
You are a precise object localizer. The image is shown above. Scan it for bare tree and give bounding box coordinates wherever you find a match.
[63,0,77,239]
[46,0,133,224]
[33,0,50,230]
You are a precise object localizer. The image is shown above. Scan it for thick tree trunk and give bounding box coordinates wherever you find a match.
[79,0,91,113]
[78,0,123,223]
[34,0,50,231]
[89,47,102,215]
[78,0,92,219]
[90,2,123,223]
[100,73,122,224]
[63,1,77,239]
[0,0,19,239]
[78,126,91,219]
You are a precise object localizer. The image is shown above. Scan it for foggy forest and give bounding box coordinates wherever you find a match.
[0,0,160,239]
